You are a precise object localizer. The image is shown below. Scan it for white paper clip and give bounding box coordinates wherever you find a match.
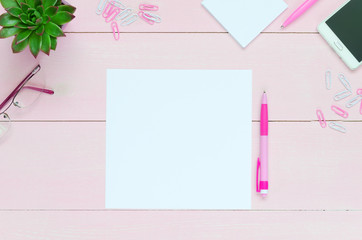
[325,70,331,90]
[334,90,352,101]
[346,95,362,108]
[329,122,347,134]
[112,0,126,10]
[338,74,352,92]
[120,14,138,26]
[96,0,108,15]
[143,12,162,23]
[115,8,132,21]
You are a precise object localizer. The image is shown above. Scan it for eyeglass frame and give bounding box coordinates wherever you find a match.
[0,64,54,119]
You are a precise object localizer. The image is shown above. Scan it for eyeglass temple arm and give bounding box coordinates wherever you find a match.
[22,86,54,95]
[0,70,34,111]
[0,65,53,112]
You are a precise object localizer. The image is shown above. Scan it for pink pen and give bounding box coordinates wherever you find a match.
[281,0,319,28]
[256,92,268,197]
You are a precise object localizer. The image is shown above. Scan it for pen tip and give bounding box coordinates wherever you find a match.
[264,91,266,93]
[280,25,284,29]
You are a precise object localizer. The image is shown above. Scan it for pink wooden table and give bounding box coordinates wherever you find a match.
[1,0,362,238]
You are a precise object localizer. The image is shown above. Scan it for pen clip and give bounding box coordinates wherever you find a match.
[256,158,261,193]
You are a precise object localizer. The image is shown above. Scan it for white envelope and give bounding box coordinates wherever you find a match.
[202,0,287,47]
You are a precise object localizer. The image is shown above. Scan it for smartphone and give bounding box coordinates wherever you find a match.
[318,0,362,70]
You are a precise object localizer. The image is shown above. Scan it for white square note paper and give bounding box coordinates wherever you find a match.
[106,70,252,209]
[202,0,287,47]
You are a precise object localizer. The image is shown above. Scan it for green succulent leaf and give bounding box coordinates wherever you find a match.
[12,35,28,53]
[0,13,20,27]
[20,2,30,11]
[40,31,50,54]
[50,35,56,50]
[27,24,37,30]
[34,10,41,19]
[43,0,56,9]
[15,22,28,28]
[45,21,64,37]
[58,5,76,14]
[1,0,20,9]
[26,0,35,7]
[36,5,44,15]
[35,17,43,25]
[45,6,58,16]
[0,26,22,38]
[19,13,28,23]
[51,11,74,25]
[55,0,61,6]
[35,24,44,35]
[34,0,42,7]
[26,20,36,25]
[16,0,26,6]
[29,31,41,57]
[15,29,32,43]
[6,7,23,17]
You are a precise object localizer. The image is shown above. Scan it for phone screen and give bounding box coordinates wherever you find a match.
[326,0,362,62]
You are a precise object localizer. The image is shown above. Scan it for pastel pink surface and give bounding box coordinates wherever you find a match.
[1,34,362,121]
[0,0,344,33]
[1,122,362,209]
[0,211,362,240]
[52,0,346,33]
[1,0,362,238]
[0,122,105,209]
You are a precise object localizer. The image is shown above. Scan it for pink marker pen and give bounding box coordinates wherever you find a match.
[281,0,319,29]
[256,92,268,197]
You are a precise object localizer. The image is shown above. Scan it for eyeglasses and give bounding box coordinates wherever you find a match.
[0,65,54,139]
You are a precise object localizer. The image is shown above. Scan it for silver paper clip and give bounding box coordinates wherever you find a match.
[334,90,352,101]
[329,122,347,134]
[112,0,126,10]
[325,70,331,90]
[115,8,132,21]
[346,95,362,108]
[143,12,162,23]
[96,0,108,15]
[338,74,352,92]
[97,0,125,15]
[120,14,138,26]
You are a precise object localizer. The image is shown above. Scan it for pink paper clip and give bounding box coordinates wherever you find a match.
[331,105,349,119]
[105,7,121,23]
[139,4,159,11]
[357,89,362,95]
[111,21,119,41]
[103,1,119,19]
[138,11,154,25]
[316,109,326,128]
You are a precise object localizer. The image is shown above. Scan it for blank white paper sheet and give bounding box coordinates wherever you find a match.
[106,70,252,210]
[202,0,287,48]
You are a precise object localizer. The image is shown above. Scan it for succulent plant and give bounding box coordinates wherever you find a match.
[0,0,76,57]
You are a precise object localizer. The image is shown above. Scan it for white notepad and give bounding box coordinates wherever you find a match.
[106,70,252,209]
[202,0,287,48]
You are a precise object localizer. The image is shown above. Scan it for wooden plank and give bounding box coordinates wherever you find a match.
[0,122,105,209]
[1,33,361,121]
[66,0,346,33]
[0,211,361,240]
[0,0,346,33]
[1,122,361,209]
